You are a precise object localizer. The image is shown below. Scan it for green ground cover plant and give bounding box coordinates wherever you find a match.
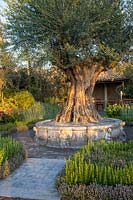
[0,123,15,132]
[0,136,26,178]
[0,102,60,133]
[58,140,133,200]
[105,104,133,122]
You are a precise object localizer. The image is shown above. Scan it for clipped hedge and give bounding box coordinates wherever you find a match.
[57,140,133,200]
[0,136,27,178]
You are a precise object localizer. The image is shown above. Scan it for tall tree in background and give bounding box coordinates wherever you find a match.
[0,22,15,68]
[0,21,16,102]
[4,0,131,123]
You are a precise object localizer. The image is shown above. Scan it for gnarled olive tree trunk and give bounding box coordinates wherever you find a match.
[55,65,104,124]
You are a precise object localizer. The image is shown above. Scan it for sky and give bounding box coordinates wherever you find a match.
[0,0,6,10]
[0,0,7,22]
[0,0,6,8]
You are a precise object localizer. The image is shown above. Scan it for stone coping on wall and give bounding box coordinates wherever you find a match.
[35,118,125,128]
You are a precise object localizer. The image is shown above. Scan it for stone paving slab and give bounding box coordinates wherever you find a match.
[0,158,65,200]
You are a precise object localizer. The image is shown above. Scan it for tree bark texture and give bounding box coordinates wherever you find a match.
[55,65,104,124]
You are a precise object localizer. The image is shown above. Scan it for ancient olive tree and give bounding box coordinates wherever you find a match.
[4,0,131,123]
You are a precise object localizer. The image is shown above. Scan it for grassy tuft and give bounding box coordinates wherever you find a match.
[0,136,26,178]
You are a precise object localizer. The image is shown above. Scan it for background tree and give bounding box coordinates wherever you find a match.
[19,66,67,102]
[0,21,16,102]
[4,0,131,123]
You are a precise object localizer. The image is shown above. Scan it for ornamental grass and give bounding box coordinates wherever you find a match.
[0,136,26,178]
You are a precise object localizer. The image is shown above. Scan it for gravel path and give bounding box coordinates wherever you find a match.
[124,125,133,141]
[12,130,77,159]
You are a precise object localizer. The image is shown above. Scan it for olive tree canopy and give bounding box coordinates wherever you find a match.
[4,0,132,123]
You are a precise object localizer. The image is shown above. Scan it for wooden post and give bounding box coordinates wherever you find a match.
[104,84,108,108]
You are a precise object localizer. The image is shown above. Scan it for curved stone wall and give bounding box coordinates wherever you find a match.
[33,118,125,148]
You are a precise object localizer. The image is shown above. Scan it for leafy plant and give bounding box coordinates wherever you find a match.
[64,140,133,186]
[105,104,122,117]
[0,122,15,131]
[0,136,24,164]
[58,140,133,200]
[14,91,35,109]
[18,102,45,122]
[43,103,60,120]
[0,102,60,133]
[124,84,133,98]
[105,103,133,121]
[17,102,60,122]
[0,136,26,178]
[0,149,5,165]
[0,90,35,112]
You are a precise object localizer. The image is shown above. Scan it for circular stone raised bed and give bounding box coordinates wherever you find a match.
[33,118,125,148]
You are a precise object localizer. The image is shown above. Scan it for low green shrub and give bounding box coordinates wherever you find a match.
[0,102,60,133]
[15,120,31,126]
[105,104,122,117]
[0,122,15,131]
[0,136,26,178]
[43,102,60,119]
[17,102,60,122]
[124,84,133,98]
[44,97,60,104]
[14,91,35,109]
[0,112,17,123]
[0,136,24,164]
[0,121,31,133]
[0,91,35,112]
[105,104,133,121]
[18,102,45,122]
[58,140,133,199]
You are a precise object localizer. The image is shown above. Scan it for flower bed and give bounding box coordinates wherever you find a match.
[57,140,133,200]
[0,136,26,179]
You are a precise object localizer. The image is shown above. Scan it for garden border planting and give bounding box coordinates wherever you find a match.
[0,137,27,179]
[57,140,133,200]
